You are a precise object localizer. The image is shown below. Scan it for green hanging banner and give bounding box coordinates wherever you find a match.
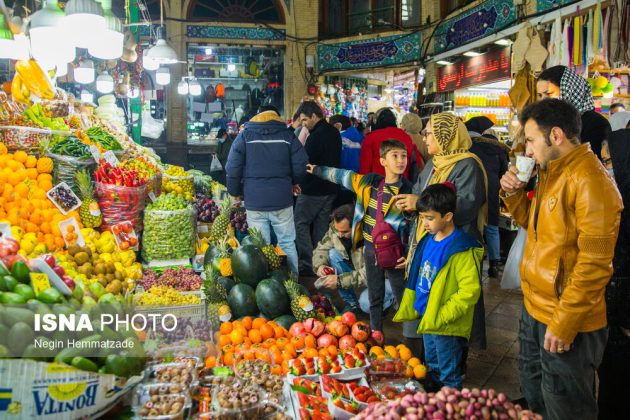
[317,32,421,72]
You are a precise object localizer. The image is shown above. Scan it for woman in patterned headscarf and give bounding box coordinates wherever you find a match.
[393,112,489,361]
[536,65,611,159]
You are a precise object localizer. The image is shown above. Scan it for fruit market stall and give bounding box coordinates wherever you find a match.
[0,60,540,419]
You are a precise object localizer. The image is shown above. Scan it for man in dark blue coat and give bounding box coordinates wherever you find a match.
[226,109,308,274]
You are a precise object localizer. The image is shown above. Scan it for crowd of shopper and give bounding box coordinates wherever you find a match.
[221,66,628,419]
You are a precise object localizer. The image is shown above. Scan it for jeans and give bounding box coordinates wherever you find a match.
[597,326,630,419]
[328,249,359,308]
[294,194,336,273]
[364,244,406,332]
[519,305,607,420]
[484,224,501,262]
[247,207,298,275]
[423,334,466,389]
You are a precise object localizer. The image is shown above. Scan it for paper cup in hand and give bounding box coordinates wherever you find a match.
[516,156,535,182]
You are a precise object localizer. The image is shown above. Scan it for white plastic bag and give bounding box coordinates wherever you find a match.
[141,110,165,139]
[501,227,527,289]
[210,154,223,172]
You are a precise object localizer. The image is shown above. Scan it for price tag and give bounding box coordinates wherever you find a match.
[89,145,101,161]
[148,192,157,202]
[0,222,13,239]
[102,150,119,166]
[30,272,52,296]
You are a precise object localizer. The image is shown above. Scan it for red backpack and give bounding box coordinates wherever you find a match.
[372,180,404,269]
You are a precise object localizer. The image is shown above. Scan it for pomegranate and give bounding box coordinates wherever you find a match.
[371,330,384,346]
[338,335,356,350]
[352,321,372,343]
[317,334,338,348]
[304,318,325,337]
[341,311,357,327]
[351,321,371,342]
[0,238,19,257]
[327,320,349,338]
[289,322,306,338]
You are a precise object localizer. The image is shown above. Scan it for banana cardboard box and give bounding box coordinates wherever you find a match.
[0,360,141,418]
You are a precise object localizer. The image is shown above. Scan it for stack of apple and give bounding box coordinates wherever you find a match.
[40,254,76,291]
[288,311,383,351]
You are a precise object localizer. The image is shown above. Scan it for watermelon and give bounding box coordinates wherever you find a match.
[231,245,268,288]
[255,279,289,319]
[240,235,255,246]
[269,269,289,284]
[218,276,236,293]
[274,314,297,330]
[203,245,221,266]
[228,284,258,319]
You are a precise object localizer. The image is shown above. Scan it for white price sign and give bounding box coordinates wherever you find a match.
[102,150,119,166]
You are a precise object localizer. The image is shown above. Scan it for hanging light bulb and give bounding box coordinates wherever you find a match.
[63,0,105,49]
[156,67,170,85]
[88,0,123,59]
[30,0,75,65]
[81,90,94,103]
[205,47,212,55]
[96,71,114,93]
[188,79,202,96]
[146,25,178,65]
[177,79,189,95]
[74,60,95,84]
[142,49,159,71]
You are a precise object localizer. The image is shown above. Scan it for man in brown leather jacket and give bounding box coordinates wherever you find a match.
[500,99,623,420]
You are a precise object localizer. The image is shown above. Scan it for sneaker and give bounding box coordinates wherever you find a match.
[488,261,500,278]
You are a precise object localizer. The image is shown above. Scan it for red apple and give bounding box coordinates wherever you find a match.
[289,322,306,338]
[317,334,338,348]
[371,330,384,346]
[338,335,356,350]
[0,238,19,257]
[53,265,65,277]
[341,311,357,327]
[42,254,56,269]
[62,276,76,290]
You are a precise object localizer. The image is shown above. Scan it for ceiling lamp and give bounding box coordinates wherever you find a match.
[146,26,178,65]
[156,67,170,85]
[142,49,159,71]
[463,51,482,57]
[188,79,202,96]
[63,0,105,49]
[88,0,123,59]
[177,79,189,95]
[29,0,75,65]
[494,39,512,46]
[74,60,95,84]
[96,71,114,93]
[436,60,453,65]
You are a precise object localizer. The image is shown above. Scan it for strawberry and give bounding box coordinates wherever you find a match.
[344,355,356,368]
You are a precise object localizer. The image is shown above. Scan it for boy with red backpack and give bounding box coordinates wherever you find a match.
[306,139,412,336]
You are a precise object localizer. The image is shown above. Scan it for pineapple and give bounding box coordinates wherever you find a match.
[216,239,233,277]
[248,228,281,270]
[204,266,229,331]
[210,198,232,243]
[76,170,102,228]
[285,273,315,322]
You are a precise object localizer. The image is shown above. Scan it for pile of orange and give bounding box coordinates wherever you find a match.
[207,317,295,374]
[368,344,426,379]
[0,145,79,251]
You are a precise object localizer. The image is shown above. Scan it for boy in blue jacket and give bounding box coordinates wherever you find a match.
[394,183,483,390]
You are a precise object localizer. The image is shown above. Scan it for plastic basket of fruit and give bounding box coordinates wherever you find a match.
[95,181,147,232]
[0,125,59,153]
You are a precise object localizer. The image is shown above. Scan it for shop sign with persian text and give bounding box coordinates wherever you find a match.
[317,33,421,72]
[437,47,510,92]
[434,0,516,54]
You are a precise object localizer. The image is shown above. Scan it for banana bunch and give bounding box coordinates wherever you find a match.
[11,60,55,104]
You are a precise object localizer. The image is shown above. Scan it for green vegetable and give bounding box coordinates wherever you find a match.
[71,357,99,372]
[14,284,35,301]
[86,127,122,151]
[142,194,196,261]
[11,261,31,283]
[0,275,18,292]
[8,322,34,356]
[50,136,92,158]
[0,292,27,304]
[37,287,63,304]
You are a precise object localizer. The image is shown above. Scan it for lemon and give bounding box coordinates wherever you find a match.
[595,76,609,89]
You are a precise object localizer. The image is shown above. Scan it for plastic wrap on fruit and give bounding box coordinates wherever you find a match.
[14,59,55,100]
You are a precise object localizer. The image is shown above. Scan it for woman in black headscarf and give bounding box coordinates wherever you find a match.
[536,65,611,159]
[597,121,630,419]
